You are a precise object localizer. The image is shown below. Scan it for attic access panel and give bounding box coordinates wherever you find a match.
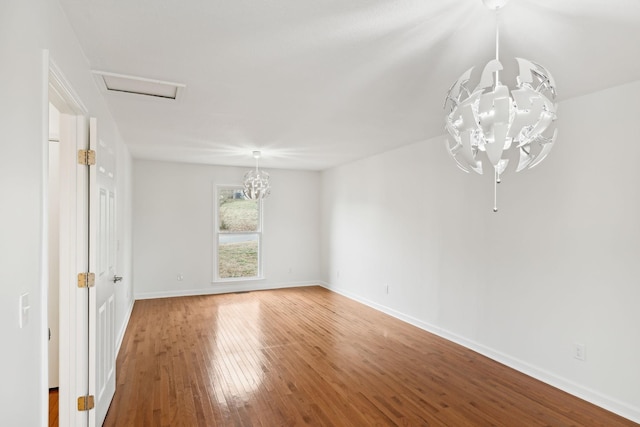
[92,71,185,100]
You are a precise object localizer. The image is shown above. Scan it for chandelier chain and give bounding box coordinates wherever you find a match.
[495,9,500,83]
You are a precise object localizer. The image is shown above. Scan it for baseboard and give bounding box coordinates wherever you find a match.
[318,282,640,424]
[115,299,134,356]
[134,280,321,300]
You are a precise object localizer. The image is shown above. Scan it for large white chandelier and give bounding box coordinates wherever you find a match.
[243,150,271,200]
[444,0,557,212]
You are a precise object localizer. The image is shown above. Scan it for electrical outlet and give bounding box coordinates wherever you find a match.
[385,284,389,294]
[177,273,184,281]
[574,343,586,361]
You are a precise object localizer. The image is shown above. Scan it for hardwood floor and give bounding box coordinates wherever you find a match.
[49,388,59,427]
[103,286,636,426]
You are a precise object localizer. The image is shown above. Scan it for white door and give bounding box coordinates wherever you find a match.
[88,117,117,426]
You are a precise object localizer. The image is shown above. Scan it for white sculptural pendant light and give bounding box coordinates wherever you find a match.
[243,150,271,200]
[444,0,558,212]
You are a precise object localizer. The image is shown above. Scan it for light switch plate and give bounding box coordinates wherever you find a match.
[19,293,30,328]
[574,343,586,361]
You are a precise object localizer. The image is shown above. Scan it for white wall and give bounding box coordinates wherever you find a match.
[48,138,60,389]
[0,1,133,425]
[115,134,134,349]
[321,80,640,423]
[133,159,321,298]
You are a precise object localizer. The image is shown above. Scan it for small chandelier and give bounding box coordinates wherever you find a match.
[243,150,271,200]
[444,0,557,212]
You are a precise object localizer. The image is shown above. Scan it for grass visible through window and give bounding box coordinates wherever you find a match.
[218,240,258,278]
[219,195,258,232]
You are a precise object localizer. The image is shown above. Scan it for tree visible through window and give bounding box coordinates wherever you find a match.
[215,187,262,280]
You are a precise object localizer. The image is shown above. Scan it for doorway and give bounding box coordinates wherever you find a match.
[47,57,90,427]
[48,102,61,425]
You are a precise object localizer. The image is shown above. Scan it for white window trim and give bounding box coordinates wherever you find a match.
[212,184,265,283]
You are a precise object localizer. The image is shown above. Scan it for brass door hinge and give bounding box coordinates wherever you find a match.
[77,395,95,411]
[77,272,95,288]
[78,149,96,166]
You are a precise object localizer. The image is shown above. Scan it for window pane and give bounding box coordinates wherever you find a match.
[218,234,259,278]
[218,188,259,232]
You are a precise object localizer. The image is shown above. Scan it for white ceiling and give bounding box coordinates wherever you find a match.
[58,0,640,171]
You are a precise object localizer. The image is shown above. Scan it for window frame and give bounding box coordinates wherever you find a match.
[212,184,264,283]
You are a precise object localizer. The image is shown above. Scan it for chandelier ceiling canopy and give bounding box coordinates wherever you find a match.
[444,0,558,212]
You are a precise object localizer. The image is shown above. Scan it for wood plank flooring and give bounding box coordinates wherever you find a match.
[103,286,636,426]
[49,388,59,427]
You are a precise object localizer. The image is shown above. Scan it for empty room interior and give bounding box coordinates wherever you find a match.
[2,0,640,425]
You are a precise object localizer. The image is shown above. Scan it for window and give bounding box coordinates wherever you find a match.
[214,186,263,281]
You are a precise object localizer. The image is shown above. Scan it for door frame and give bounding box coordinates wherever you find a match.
[46,52,90,427]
